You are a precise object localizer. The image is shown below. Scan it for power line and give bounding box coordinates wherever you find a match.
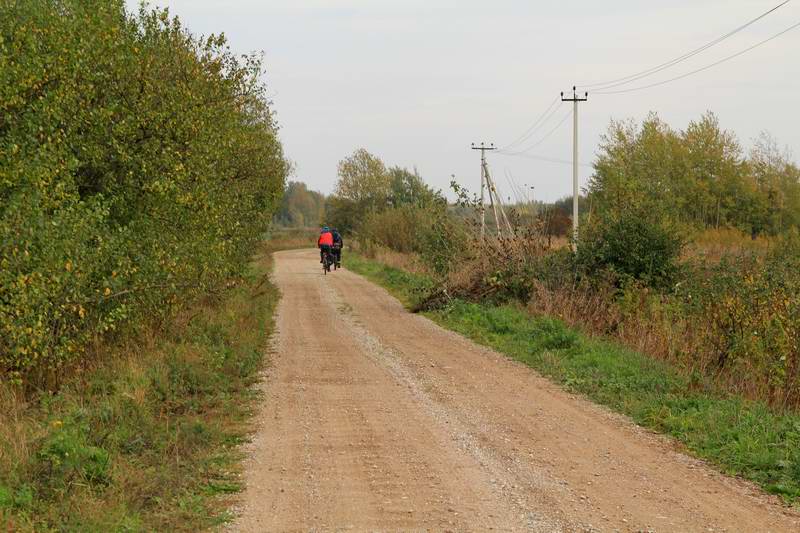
[503,168,526,204]
[500,97,561,151]
[578,0,792,91]
[501,96,560,150]
[595,19,800,95]
[499,107,573,155]
[495,151,593,168]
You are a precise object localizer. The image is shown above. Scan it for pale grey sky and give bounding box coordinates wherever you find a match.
[126,0,800,202]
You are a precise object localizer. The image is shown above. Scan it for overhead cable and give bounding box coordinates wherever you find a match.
[578,0,792,91]
[595,19,800,95]
[500,97,561,151]
[495,151,593,169]
[499,108,573,155]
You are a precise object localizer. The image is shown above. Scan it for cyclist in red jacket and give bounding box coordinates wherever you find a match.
[318,226,334,263]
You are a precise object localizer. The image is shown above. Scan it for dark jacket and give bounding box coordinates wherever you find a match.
[332,230,343,247]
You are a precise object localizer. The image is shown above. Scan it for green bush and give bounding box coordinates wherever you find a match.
[0,1,287,384]
[576,210,685,288]
[359,205,426,254]
[358,203,467,276]
[418,208,470,277]
[38,419,111,488]
[680,234,800,403]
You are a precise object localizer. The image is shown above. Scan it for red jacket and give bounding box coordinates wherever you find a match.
[318,231,333,247]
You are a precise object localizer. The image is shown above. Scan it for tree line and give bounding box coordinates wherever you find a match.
[273,181,326,228]
[1,0,288,384]
[275,149,445,234]
[589,112,800,237]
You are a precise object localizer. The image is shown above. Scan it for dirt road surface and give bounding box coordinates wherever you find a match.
[232,249,799,532]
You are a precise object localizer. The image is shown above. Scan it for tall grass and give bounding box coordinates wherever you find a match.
[0,243,280,531]
[685,227,775,261]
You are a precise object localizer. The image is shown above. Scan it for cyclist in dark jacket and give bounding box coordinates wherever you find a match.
[331,228,343,265]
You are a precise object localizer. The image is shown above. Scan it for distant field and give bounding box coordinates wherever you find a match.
[266,227,318,251]
[685,227,775,261]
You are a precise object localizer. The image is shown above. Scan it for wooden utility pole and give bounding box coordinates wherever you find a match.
[471,142,496,239]
[483,164,513,236]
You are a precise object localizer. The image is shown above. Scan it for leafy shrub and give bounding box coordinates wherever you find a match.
[38,418,111,488]
[576,210,685,288]
[359,205,426,254]
[680,234,800,404]
[359,203,467,276]
[0,1,287,384]
[417,207,470,276]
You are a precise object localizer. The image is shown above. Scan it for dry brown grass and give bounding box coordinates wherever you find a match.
[527,283,703,371]
[684,227,775,261]
[350,241,431,276]
[266,227,318,251]
[0,388,35,486]
[371,248,430,275]
[420,226,794,405]
[546,235,570,250]
[526,276,800,405]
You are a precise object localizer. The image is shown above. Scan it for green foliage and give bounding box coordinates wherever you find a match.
[273,181,326,228]
[326,149,398,233]
[416,205,469,276]
[329,148,463,275]
[334,148,390,213]
[324,195,360,234]
[346,254,434,307]
[38,418,111,489]
[679,234,800,404]
[0,253,280,530]
[358,200,465,276]
[387,166,440,208]
[0,1,287,383]
[366,205,466,275]
[590,112,800,236]
[576,209,685,288]
[359,205,428,254]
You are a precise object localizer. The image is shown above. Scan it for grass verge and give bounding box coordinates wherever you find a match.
[347,253,800,504]
[0,243,280,531]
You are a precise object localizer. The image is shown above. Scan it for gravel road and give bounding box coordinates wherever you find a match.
[232,249,799,532]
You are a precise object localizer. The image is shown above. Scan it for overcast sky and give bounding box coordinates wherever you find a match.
[126,0,800,202]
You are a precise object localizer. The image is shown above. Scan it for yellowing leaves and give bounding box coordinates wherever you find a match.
[1,0,286,382]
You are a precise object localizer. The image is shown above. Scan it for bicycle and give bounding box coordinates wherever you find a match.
[332,243,342,270]
[322,248,334,275]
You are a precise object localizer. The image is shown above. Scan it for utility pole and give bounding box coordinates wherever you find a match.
[486,167,513,237]
[471,142,496,239]
[529,186,536,218]
[561,86,588,247]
